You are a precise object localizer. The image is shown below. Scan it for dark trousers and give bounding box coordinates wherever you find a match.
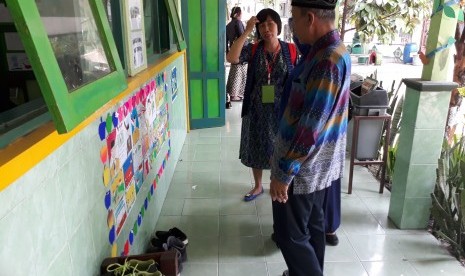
[324,178,341,233]
[272,185,326,276]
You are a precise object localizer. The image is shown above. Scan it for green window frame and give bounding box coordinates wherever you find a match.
[142,0,185,63]
[103,0,126,72]
[144,0,175,63]
[165,0,186,51]
[103,0,186,66]
[6,0,127,134]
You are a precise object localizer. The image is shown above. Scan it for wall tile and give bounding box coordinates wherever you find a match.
[400,197,432,229]
[388,192,405,227]
[45,245,73,276]
[59,156,90,237]
[0,183,16,220]
[0,203,37,276]
[89,200,112,267]
[416,92,451,129]
[410,129,444,165]
[398,87,419,128]
[405,164,437,198]
[30,179,68,273]
[394,122,414,166]
[69,218,98,276]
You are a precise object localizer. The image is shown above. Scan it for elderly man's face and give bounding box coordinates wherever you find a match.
[291,6,305,42]
[291,6,310,44]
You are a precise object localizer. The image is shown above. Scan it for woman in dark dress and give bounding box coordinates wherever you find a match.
[227,9,296,201]
[225,7,248,108]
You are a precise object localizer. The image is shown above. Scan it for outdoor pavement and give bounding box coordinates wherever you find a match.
[350,57,423,91]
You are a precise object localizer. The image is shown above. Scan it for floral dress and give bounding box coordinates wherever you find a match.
[238,42,290,169]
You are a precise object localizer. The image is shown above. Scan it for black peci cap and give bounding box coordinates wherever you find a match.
[291,0,338,10]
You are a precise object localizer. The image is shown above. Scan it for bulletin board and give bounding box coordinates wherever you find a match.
[98,69,174,257]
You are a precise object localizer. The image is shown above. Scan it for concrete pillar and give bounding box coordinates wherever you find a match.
[388,79,457,229]
[388,1,459,229]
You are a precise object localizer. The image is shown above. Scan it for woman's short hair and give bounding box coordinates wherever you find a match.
[256,8,282,38]
[230,7,241,18]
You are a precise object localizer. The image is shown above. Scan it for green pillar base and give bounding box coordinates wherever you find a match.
[388,79,457,229]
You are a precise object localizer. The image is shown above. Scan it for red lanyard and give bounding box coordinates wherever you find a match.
[264,43,281,85]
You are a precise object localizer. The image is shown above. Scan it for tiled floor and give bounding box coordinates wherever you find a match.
[155,102,465,275]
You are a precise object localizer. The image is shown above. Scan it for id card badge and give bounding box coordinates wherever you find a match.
[262,85,275,104]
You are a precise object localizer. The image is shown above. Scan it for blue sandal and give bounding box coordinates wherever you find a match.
[244,188,264,202]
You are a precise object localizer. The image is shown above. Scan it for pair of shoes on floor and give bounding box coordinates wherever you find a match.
[148,236,188,261]
[326,233,339,246]
[148,235,187,272]
[243,188,264,202]
[226,102,232,109]
[155,227,188,245]
[105,258,163,276]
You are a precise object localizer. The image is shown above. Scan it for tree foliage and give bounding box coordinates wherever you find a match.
[341,0,432,43]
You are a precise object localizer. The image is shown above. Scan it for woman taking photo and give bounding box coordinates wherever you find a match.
[227,8,296,201]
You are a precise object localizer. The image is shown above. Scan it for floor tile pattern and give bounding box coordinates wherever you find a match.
[156,103,465,275]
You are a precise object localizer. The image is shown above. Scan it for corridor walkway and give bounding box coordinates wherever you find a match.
[155,103,465,275]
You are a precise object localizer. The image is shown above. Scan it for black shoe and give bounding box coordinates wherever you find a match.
[156,227,188,245]
[282,269,289,276]
[146,237,165,253]
[226,102,232,109]
[164,236,188,263]
[326,233,339,246]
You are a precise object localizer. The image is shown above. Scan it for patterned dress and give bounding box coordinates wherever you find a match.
[239,43,290,169]
[226,63,247,100]
[226,18,247,101]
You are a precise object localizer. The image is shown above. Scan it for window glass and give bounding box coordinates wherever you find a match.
[143,0,153,51]
[157,0,170,53]
[143,0,176,62]
[103,0,112,29]
[35,0,113,92]
[0,3,48,144]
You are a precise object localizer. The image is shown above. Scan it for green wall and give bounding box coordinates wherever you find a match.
[0,55,188,275]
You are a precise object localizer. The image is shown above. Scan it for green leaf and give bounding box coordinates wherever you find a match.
[458,9,464,22]
[444,6,456,19]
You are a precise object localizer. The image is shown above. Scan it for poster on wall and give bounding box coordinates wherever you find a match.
[99,76,170,249]
[129,0,142,30]
[131,32,145,69]
[123,0,147,76]
[171,67,178,101]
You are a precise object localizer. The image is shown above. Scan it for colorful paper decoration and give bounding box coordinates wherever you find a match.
[123,240,130,256]
[109,225,116,244]
[111,244,118,257]
[129,230,134,245]
[106,113,113,134]
[107,209,114,228]
[137,213,142,226]
[98,118,106,140]
[100,74,172,256]
[103,165,110,186]
[133,221,138,235]
[112,112,118,127]
[104,191,111,209]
